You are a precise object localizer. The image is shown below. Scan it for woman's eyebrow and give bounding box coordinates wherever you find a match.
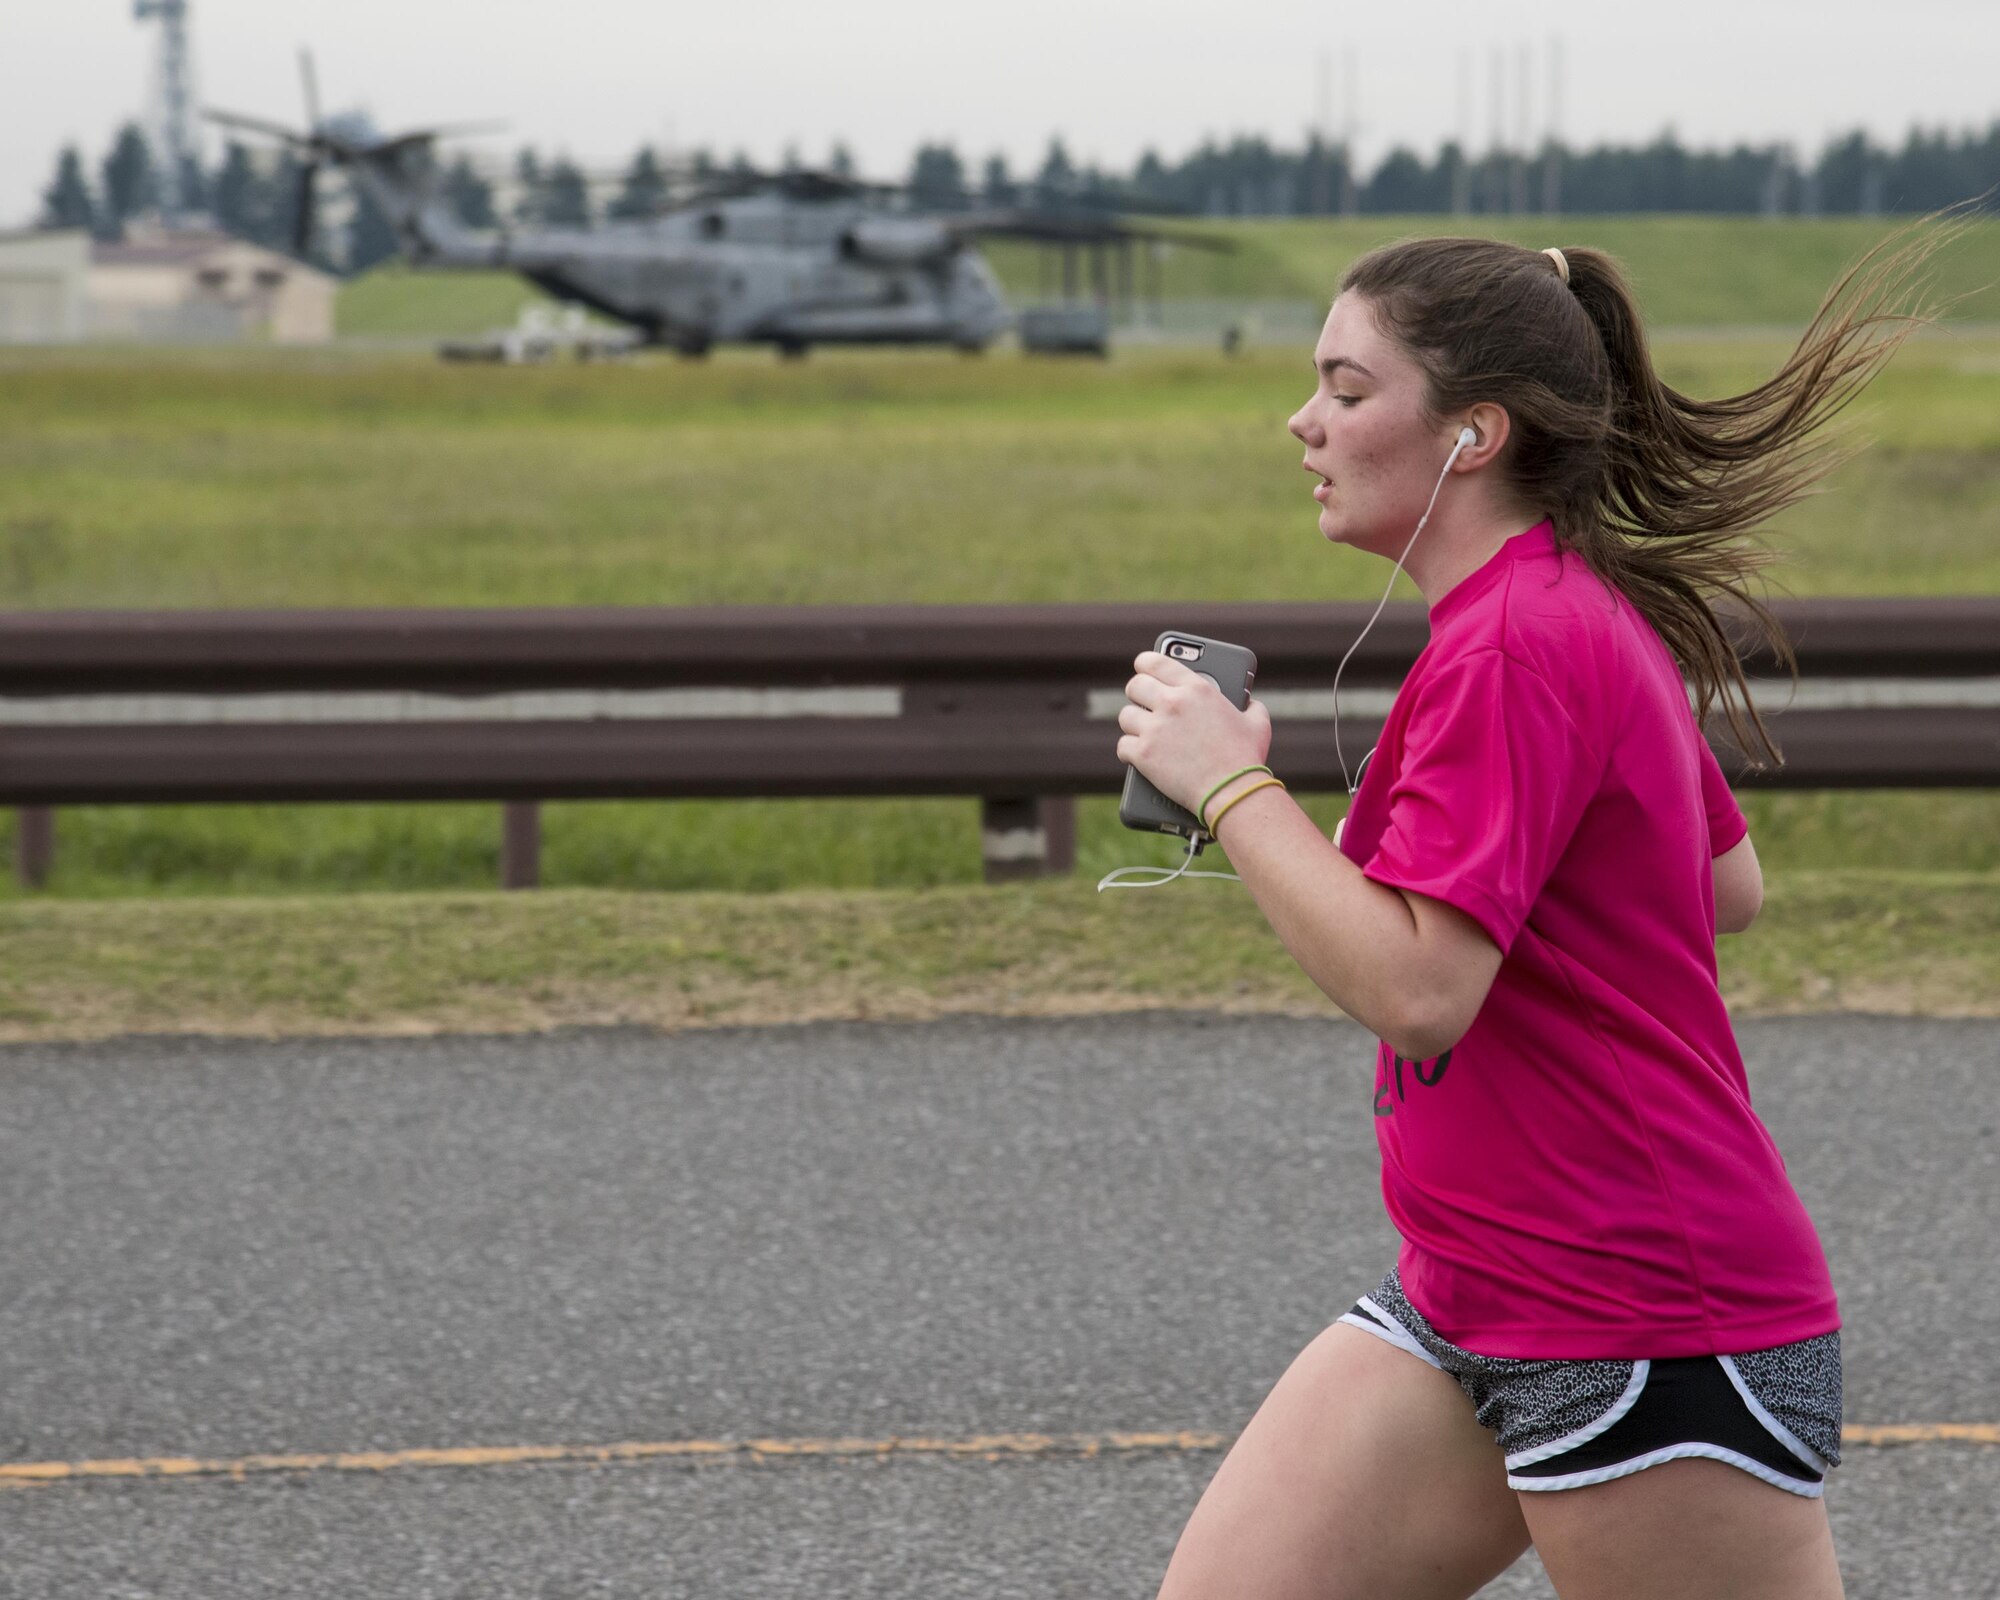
[1318,356,1376,380]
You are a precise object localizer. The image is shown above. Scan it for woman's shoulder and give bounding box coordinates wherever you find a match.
[1525,540,1683,687]
[1436,538,1626,676]
[1421,548,1662,760]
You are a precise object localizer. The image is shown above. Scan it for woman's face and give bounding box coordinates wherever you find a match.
[1288,293,1457,559]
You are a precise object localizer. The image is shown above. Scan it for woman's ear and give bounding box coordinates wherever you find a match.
[1455,403,1512,468]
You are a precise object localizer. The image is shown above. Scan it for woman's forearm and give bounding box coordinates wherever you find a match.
[1206,784,1433,1056]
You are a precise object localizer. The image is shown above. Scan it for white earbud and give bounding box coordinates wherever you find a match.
[1458,426,1477,449]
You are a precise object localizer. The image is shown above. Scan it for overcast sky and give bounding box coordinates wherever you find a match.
[5,0,1997,226]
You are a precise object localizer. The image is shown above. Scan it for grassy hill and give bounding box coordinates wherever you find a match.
[991,215,2000,326]
[338,215,2000,338]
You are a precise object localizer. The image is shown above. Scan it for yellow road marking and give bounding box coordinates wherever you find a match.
[1,1424,1992,1490]
[1840,1423,2000,1446]
[0,1430,1229,1488]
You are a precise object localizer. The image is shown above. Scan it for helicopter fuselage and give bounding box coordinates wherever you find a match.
[351,155,1011,354]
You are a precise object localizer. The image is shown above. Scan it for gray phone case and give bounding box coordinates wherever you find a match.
[1118,631,1259,842]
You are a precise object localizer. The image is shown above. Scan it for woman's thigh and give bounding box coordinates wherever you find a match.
[1519,1457,1843,1600]
[1156,1321,1531,1600]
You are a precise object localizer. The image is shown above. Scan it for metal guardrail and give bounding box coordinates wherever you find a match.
[3,598,1996,888]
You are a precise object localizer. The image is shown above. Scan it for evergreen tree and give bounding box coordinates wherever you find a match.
[610,146,668,220]
[1814,131,1874,214]
[980,153,1015,206]
[99,122,158,237]
[1699,144,1778,215]
[542,158,592,227]
[211,141,264,241]
[1364,146,1448,213]
[1130,149,1171,208]
[1634,130,1693,211]
[1298,135,1338,215]
[1033,137,1076,211]
[827,141,855,178]
[1075,163,1124,213]
[38,145,96,232]
[908,142,967,210]
[442,156,497,229]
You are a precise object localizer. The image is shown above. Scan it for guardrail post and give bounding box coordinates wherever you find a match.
[502,802,541,890]
[15,807,54,890]
[980,795,1076,884]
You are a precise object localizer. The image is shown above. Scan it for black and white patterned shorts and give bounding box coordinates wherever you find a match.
[1340,1267,1842,1497]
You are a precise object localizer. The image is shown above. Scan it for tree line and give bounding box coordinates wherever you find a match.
[37,118,2000,276]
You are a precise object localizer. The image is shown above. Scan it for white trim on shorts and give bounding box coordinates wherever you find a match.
[1503,1360,1652,1470]
[1508,1440,1829,1499]
[1338,1298,1445,1372]
[1715,1352,1833,1474]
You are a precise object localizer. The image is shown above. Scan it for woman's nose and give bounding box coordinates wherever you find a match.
[1288,406,1318,445]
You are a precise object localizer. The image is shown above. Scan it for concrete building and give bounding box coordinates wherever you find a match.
[87,226,336,344]
[0,229,91,343]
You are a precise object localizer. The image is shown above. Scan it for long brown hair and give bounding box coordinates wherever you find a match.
[1339,211,1977,766]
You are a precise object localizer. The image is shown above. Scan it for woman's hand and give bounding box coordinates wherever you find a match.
[1116,651,1273,819]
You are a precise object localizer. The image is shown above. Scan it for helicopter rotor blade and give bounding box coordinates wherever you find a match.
[367,122,510,159]
[204,108,310,147]
[412,120,510,142]
[299,47,323,132]
[952,208,1236,253]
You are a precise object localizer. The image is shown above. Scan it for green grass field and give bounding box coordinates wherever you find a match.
[6,336,2000,612]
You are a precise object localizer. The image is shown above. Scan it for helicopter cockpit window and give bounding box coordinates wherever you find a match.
[700,212,726,240]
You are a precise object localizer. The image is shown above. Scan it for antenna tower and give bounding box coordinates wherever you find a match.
[1340,45,1359,216]
[1452,49,1472,215]
[1313,49,1333,214]
[133,0,201,226]
[1542,36,1563,215]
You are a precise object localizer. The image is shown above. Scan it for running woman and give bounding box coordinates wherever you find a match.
[1115,221,1963,1600]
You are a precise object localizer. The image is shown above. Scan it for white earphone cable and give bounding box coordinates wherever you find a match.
[1100,426,1474,889]
[1333,428,1474,796]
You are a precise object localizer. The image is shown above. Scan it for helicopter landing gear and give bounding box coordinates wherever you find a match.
[776,339,811,361]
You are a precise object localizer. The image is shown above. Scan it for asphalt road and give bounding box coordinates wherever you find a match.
[0,1014,1994,1598]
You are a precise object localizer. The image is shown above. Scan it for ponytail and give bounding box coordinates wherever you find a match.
[1341,208,1980,766]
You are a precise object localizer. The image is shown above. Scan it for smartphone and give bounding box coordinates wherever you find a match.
[1118,632,1259,842]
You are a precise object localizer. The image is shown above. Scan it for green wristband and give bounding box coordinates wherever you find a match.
[1198,765,1274,832]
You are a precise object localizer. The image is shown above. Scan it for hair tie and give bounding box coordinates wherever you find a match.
[1541,247,1570,285]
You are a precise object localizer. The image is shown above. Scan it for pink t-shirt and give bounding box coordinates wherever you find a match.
[1336,518,1837,1360]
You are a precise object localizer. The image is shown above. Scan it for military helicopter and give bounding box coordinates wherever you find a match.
[207,58,1225,358]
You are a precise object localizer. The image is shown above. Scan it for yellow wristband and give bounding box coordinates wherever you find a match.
[1197,765,1273,831]
[1207,776,1285,837]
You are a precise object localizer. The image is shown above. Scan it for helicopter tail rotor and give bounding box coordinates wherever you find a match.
[298,49,323,133]
[293,49,325,259]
